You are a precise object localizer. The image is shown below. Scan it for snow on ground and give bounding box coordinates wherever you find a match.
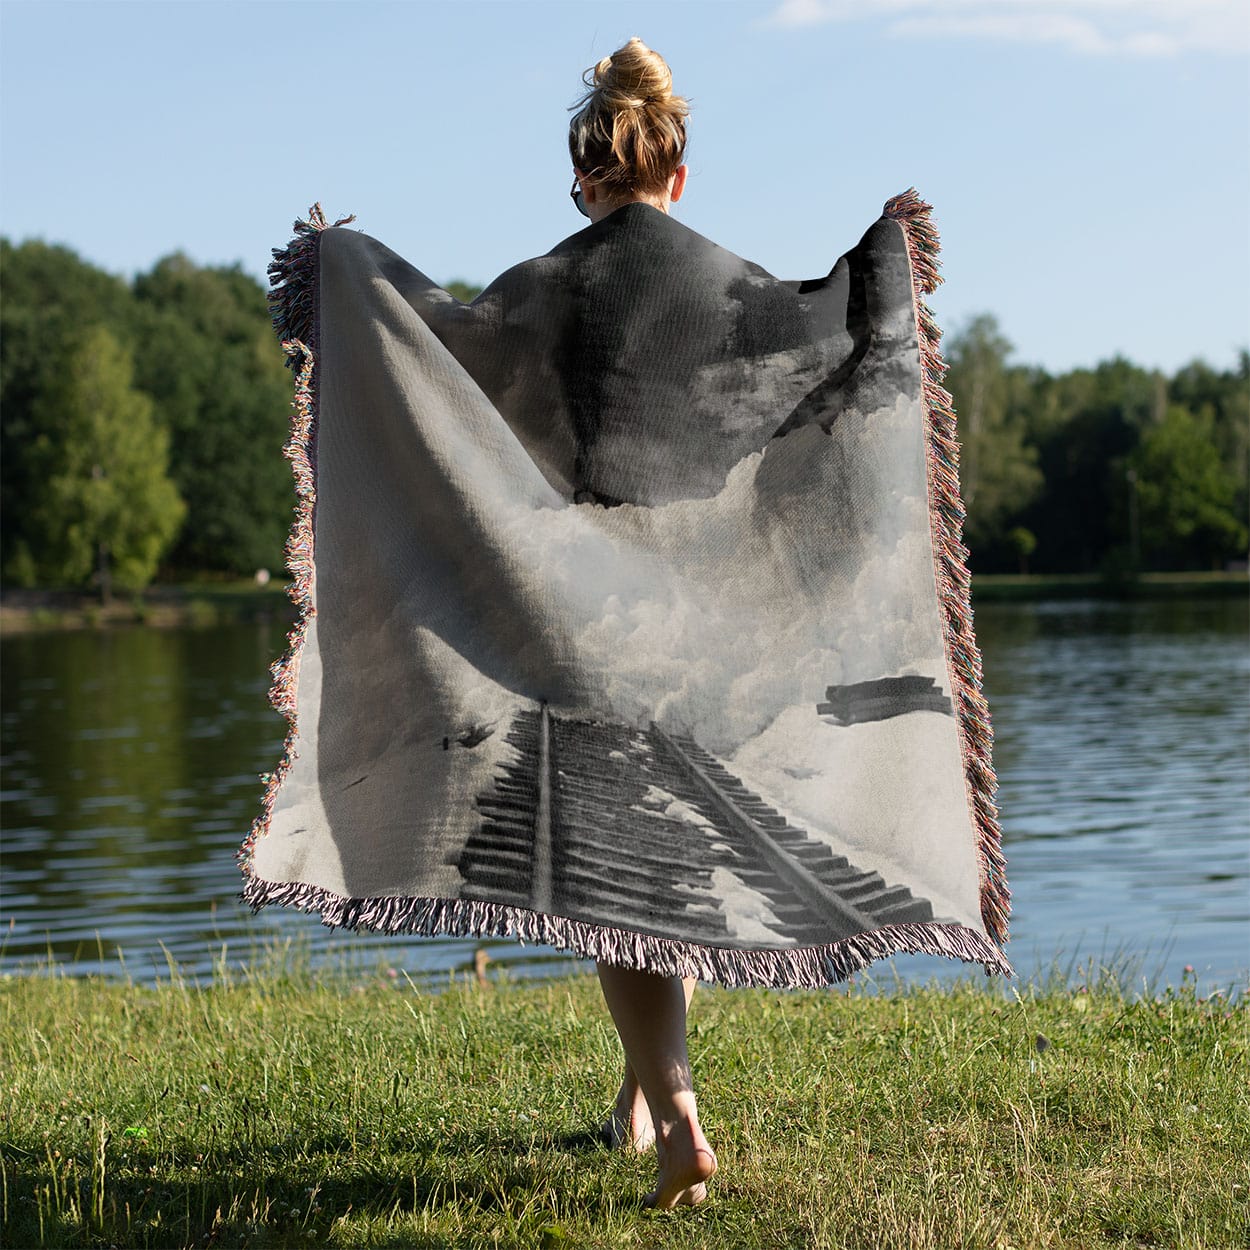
[633,785,716,829]
[631,784,794,945]
[636,783,676,806]
[726,705,983,929]
[676,866,792,945]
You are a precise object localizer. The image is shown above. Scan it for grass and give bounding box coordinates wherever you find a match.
[1,951,1245,1250]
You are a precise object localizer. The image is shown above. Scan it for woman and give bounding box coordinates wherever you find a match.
[243,31,1010,1222]
[565,36,717,1212]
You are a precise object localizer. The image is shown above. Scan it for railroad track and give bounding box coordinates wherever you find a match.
[457,703,933,946]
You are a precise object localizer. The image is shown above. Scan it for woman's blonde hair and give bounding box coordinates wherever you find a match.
[568,37,689,198]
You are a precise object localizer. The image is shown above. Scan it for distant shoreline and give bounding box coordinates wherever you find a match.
[0,581,293,634]
[968,569,1248,601]
[0,570,1245,635]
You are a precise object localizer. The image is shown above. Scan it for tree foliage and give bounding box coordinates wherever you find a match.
[941,316,1248,574]
[943,315,1043,555]
[131,255,293,574]
[1,239,1245,586]
[1130,405,1246,568]
[1,240,294,583]
[17,326,184,593]
[0,239,138,580]
[445,280,483,304]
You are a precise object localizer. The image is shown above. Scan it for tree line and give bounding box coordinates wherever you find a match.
[1,238,1246,595]
[945,315,1247,575]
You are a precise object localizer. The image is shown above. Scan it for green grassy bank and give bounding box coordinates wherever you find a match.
[968,570,1248,602]
[1,570,1245,634]
[0,581,292,634]
[2,962,1245,1249]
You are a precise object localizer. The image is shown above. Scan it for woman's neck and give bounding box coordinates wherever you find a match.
[586,194,669,225]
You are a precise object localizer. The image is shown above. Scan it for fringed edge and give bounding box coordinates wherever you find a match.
[883,188,1011,948]
[236,205,351,881]
[265,203,356,363]
[239,873,1014,989]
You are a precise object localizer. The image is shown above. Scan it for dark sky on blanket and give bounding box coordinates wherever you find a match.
[0,0,1245,375]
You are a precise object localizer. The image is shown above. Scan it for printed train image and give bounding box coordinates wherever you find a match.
[456,704,936,947]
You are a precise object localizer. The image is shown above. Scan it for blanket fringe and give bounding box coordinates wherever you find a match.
[236,204,350,879]
[883,188,1011,947]
[265,203,355,359]
[239,872,1013,988]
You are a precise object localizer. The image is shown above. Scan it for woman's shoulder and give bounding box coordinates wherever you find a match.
[536,203,790,306]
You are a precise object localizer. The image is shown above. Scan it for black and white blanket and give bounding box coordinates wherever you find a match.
[237,191,1011,987]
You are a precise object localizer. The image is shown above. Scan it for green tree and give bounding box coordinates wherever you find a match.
[1019,357,1162,573]
[1129,405,1246,570]
[131,255,293,574]
[943,315,1043,562]
[1007,526,1037,574]
[1169,353,1250,539]
[24,326,185,596]
[444,279,483,303]
[1,239,139,580]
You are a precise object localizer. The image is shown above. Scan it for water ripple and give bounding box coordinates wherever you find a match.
[1,600,1246,992]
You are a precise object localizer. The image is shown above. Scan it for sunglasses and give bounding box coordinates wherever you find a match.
[570,176,589,218]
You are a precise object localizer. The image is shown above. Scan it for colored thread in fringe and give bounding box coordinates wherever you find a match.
[266,203,356,358]
[240,873,1014,989]
[236,204,351,879]
[883,188,1010,947]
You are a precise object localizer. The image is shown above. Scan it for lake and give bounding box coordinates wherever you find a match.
[2,596,1246,994]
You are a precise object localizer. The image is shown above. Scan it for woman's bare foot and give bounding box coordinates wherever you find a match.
[593,965,711,1206]
[601,1067,656,1150]
[601,1078,656,1151]
[643,1115,717,1209]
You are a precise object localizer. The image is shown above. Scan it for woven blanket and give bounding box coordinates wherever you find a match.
[236,191,1012,987]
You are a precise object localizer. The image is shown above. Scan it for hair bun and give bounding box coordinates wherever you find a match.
[595,36,673,109]
[568,37,689,197]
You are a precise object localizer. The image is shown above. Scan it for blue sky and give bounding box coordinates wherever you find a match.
[2,0,1247,374]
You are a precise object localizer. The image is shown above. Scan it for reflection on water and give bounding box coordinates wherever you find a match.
[1,596,1246,991]
[967,595,1249,992]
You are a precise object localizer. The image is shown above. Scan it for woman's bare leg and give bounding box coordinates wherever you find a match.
[602,976,696,1151]
[595,963,717,1208]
